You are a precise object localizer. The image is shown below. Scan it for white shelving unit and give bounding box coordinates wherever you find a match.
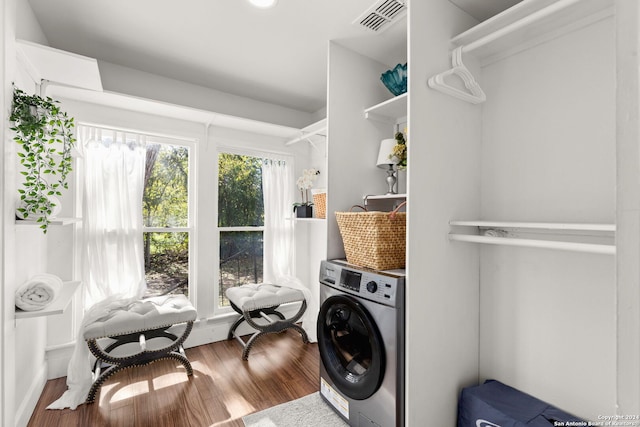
[16,39,102,92]
[449,220,615,232]
[15,217,81,227]
[364,93,407,124]
[451,0,614,65]
[449,220,615,255]
[293,217,325,222]
[15,281,81,319]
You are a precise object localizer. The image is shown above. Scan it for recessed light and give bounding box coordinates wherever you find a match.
[248,0,278,8]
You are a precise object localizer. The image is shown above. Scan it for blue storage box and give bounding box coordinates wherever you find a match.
[458,380,585,427]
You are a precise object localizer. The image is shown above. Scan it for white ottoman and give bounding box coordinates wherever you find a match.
[83,294,197,403]
[226,283,308,360]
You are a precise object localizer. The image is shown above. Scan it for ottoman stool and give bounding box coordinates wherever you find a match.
[82,294,197,403]
[226,283,308,360]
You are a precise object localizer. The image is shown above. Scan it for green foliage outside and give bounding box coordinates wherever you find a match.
[143,143,189,297]
[141,149,265,303]
[218,153,265,306]
[218,153,264,227]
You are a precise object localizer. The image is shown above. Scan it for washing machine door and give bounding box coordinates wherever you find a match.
[318,294,385,400]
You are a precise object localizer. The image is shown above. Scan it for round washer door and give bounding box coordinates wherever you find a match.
[317,294,385,400]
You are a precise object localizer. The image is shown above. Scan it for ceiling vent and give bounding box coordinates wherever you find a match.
[354,0,407,33]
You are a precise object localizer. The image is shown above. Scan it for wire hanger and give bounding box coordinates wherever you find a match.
[427,47,486,104]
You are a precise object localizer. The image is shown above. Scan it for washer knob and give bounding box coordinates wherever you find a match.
[366,281,378,293]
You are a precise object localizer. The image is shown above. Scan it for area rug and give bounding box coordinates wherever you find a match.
[243,392,348,427]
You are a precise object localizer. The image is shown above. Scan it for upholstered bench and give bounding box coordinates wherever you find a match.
[226,283,308,360]
[83,294,197,403]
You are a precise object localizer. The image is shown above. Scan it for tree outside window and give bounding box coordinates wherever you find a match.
[143,142,190,297]
[218,153,264,306]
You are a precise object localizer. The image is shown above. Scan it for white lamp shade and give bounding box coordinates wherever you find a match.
[377,138,398,167]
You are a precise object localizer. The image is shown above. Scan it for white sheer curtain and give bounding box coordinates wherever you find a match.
[262,158,295,280]
[261,158,317,342]
[80,126,147,307]
[47,125,147,410]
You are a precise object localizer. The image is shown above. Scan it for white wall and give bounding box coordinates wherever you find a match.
[478,17,617,419]
[615,0,640,414]
[406,1,481,425]
[326,41,396,260]
[1,1,18,426]
[98,61,314,130]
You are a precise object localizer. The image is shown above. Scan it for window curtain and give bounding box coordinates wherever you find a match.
[262,158,295,280]
[80,126,147,307]
[261,159,317,342]
[47,125,147,410]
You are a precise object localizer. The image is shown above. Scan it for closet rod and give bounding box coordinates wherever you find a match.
[449,233,615,255]
[461,0,582,53]
[285,127,327,146]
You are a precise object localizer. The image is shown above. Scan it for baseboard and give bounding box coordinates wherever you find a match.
[15,363,47,427]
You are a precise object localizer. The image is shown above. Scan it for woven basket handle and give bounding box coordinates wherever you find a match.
[389,200,407,220]
[349,205,368,212]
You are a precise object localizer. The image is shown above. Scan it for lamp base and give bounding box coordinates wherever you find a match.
[385,166,397,195]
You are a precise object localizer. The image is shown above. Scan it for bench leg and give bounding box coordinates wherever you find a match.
[85,321,194,403]
[229,301,308,360]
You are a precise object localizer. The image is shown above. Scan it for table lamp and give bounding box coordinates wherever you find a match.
[377,138,398,194]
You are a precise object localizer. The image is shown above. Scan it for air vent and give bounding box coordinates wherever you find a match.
[354,0,407,33]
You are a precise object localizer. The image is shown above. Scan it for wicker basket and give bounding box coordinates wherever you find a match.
[313,192,326,219]
[335,202,406,270]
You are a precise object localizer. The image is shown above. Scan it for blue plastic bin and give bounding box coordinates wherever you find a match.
[458,380,585,427]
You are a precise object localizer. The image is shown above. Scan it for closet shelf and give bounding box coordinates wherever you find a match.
[449,220,615,255]
[285,118,327,146]
[364,93,407,123]
[364,194,407,206]
[15,281,81,319]
[451,0,614,65]
[449,220,615,232]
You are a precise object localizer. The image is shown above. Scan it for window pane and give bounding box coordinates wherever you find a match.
[144,143,189,227]
[218,153,264,227]
[144,232,189,297]
[219,230,263,307]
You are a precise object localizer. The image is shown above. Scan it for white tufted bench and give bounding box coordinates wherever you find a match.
[226,283,308,360]
[83,294,197,403]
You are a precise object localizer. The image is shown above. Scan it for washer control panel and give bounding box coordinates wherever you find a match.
[320,260,404,307]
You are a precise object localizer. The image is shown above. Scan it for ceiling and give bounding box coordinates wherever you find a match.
[25,0,519,115]
[448,0,523,21]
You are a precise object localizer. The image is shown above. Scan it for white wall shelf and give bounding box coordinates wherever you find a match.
[449,233,615,255]
[449,220,616,255]
[15,281,81,319]
[451,0,614,65]
[364,193,406,203]
[364,93,407,124]
[449,220,615,232]
[15,217,81,227]
[16,39,103,91]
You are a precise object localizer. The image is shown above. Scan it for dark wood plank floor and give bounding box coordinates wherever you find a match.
[28,331,320,427]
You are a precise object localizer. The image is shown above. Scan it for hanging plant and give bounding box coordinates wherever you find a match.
[10,87,76,233]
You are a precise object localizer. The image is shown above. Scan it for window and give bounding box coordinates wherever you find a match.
[218,152,264,307]
[143,141,192,297]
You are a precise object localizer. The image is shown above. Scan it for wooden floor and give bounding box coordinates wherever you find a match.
[28,331,320,427]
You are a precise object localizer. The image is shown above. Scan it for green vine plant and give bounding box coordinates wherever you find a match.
[9,87,76,233]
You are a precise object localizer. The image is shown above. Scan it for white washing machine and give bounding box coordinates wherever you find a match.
[318,259,405,427]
